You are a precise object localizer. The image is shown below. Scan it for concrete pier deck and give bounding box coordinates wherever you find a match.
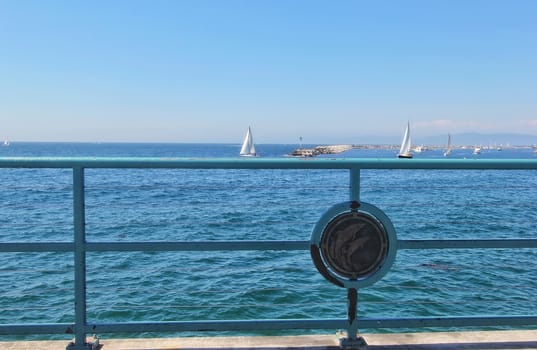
[1,330,537,350]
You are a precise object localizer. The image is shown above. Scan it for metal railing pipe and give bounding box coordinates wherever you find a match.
[398,239,537,249]
[1,157,537,170]
[72,167,87,349]
[0,323,73,335]
[349,167,360,202]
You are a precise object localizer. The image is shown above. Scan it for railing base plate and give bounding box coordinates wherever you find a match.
[339,336,367,349]
[66,336,100,350]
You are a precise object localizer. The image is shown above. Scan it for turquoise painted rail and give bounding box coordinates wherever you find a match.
[1,157,537,350]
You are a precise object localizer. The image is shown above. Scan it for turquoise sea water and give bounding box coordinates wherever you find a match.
[1,143,537,339]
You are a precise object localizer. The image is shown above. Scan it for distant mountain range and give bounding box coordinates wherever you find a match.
[355,133,537,146]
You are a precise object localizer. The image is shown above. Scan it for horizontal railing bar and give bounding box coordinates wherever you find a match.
[361,316,537,329]
[0,323,73,335]
[398,239,537,249]
[86,315,537,334]
[4,315,536,335]
[85,241,309,251]
[3,239,537,252]
[2,157,537,170]
[0,242,74,252]
[88,319,347,333]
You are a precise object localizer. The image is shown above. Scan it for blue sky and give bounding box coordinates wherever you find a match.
[0,0,536,143]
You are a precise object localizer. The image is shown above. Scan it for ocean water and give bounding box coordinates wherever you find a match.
[1,142,537,339]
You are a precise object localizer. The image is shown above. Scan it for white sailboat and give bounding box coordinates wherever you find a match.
[239,126,257,157]
[397,122,413,158]
[443,133,452,157]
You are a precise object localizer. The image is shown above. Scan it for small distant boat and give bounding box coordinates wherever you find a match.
[414,145,425,153]
[473,146,481,155]
[3,139,9,147]
[397,122,413,158]
[239,126,257,157]
[443,134,452,157]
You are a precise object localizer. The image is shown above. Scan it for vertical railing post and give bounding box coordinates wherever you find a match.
[350,167,360,203]
[68,167,91,350]
[342,166,368,347]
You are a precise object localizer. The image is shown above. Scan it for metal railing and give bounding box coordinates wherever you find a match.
[1,157,537,349]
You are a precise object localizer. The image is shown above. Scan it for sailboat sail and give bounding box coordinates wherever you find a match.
[444,134,452,156]
[240,127,257,156]
[398,122,412,158]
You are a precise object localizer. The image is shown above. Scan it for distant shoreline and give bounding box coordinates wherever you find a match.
[350,144,534,150]
[290,143,535,156]
[2,141,536,149]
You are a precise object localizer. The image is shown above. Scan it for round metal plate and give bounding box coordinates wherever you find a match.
[320,211,388,280]
[311,201,397,288]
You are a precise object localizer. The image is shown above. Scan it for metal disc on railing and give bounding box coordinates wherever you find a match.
[310,201,397,288]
